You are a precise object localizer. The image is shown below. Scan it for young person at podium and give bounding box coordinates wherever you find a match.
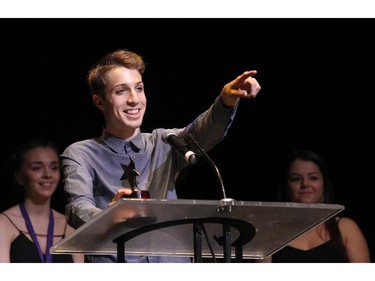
[257,149,370,263]
[60,49,261,262]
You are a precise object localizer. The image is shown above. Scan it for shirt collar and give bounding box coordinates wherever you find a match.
[99,130,142,154]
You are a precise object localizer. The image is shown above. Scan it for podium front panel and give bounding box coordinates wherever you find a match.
[51,199,344,259]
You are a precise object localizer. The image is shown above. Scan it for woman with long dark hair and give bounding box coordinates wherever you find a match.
[258,149,370,262]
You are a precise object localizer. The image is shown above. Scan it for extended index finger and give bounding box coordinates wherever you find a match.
[232,70,258,87]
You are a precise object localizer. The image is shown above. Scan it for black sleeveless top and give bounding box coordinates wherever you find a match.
[1,213,74,263]
[272,240,347,263]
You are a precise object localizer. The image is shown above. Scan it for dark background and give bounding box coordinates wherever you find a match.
[0,18,374,261]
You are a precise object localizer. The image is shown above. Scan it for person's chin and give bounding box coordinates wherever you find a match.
[298,196,317,204]
[123,119,142,129]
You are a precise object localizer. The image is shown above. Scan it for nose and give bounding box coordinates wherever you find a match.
[127,89,139,105]
[301,177,309,188]
[42,167,52,178]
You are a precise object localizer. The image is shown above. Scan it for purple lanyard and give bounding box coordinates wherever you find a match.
[19,202,54,263]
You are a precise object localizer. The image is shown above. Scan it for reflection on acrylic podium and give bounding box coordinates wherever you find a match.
[51,198,344,262]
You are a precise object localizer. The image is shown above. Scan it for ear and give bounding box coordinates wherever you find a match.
[15,171,25,186]
[93,94,105,111]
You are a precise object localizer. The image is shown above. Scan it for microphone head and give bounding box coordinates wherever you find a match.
[161,129,176,142]
[161,129,198,165]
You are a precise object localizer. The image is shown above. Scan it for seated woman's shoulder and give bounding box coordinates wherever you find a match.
[337,216,362,232]
[0,205,21,221]
[337,216,357,224]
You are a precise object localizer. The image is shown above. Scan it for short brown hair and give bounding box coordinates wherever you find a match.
[87,49,146,98]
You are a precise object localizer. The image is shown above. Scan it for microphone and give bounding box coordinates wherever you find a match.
[162,130,198,165]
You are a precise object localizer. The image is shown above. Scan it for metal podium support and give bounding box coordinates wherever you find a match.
[113,216,256,262]
[51,198,344,262]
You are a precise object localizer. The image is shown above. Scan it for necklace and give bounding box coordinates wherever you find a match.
[19,202,54,263]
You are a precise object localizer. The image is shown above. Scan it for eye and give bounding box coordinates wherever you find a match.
[31,165,42,171]
[288,176,301,182]
[115,88,127,95]
[51,165,59,170]
[136,85,144,92]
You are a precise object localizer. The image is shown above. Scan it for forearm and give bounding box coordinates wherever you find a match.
[62,158,102,228]
[184,96,238,151]
[65,197,102,229]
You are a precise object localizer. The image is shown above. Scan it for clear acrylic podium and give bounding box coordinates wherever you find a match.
[50,198,344,262]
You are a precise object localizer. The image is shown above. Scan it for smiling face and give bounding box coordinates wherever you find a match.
[15,147,60,202]
[93,66,146,139]
[286,158,325,204]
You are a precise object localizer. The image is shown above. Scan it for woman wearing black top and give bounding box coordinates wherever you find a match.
[0,139,84,263]
[258,149,370,263]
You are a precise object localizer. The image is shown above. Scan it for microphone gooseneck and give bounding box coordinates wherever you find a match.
[184,133,228,200]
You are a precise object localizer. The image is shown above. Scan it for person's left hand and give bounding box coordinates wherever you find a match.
[220,70,261,107]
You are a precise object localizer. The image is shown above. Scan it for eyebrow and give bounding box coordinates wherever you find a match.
[288,171,320,176]
[115,80,143,86]
[28,161,59,165]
